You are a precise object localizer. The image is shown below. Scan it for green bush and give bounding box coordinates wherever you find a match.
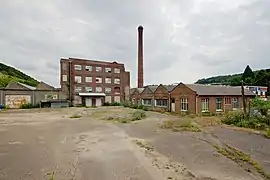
[250,98,270,116]
[20,103,39,109]
[222,110,245,125]
[131,110,146,121]
[103,102,111,106]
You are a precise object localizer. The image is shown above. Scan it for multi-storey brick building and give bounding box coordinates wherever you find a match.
[60,58,130,106]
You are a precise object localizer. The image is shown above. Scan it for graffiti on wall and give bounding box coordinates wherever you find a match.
[5,95,31,108]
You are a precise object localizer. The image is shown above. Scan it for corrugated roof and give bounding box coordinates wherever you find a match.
[186,84,255,96]
[130,87,145,94]
[17,82,36,90]
[137,88,144,93]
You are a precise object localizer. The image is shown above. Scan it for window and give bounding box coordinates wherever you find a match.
[85,65,92,71]
[62,63,67,71]
[96,77,102,83]
[114,78,120,84]
[105,87,111,93]
[114,68,120,73]
[156,99,167,107]
[96,87,102,93]
[201,98,209,112]
[96,66,102,72]
[105,67,111,73]
[143,99,152,106]
[85,76,92,83]
[105,78,111,83]
[225,97,231,104]
[75,76,82,83]
[216,98,223,111]
[75,86,82,92]
[74,65,82,70]
[180,98,188,111]
[62,75,67,82]
[114,87,120,94]
[85,87,92,92]
[233,97,239,109]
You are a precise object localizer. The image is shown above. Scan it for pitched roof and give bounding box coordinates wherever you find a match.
[147,85,158,93]
[164,84,178,92]
[130,87,145,94]
[17,82,36,90]
[186,84,255,96]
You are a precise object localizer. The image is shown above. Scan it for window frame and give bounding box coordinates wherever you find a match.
[85,65,92,71]
[155,99,168,107]
[96,77,102,83]
[85,76,92,83]
[62,75,67,82]
[96,66,102,72]
[180,98,188,111]
[143,99,152,106]
[105,67,112,73]
[105,78,111,84]
[216,97,223,111]
[105,87,111,93]
[85,87,93,92]
[95,87,102,93]
[114,78,120,84]
[74,76,82,83]
[225,97,231,105]
[114,68,120,73]
[233,97,239,110]
[74,65,82,71]
[201,98,209,112]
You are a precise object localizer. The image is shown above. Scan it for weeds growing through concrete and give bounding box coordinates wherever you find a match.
[69,114,82,118]
[104,110,146,123]
[161,118,201,132]
[213,144,270,179]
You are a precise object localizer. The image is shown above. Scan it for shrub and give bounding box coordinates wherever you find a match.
[250,98,270,116]
[110,102,121,106]
[222,111,245,125]
[20,103,39,109]
[161,118,201,132]
[103,102,110,106]
[137,104,144,110]
[131,110,146,121]
[265,129,270,138]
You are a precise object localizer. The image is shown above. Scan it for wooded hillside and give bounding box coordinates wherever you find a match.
[195,67,270,86]
[0,63,39,88]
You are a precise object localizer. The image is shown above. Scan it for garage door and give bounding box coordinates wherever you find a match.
[85,98,92,107]
[5,95,31,108]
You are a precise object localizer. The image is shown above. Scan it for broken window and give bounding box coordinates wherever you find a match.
[85,65,92,71]
[96,77,102,83]
[114,87,120,94]
[114,78,120,84]
[96,87,102,93]
[85,87,92,92]
[155,99,167,107]
[96,66,102,72]
[75,76,82,83]
[105,67,111,73]
[216,98,223,111]
[105,87,111,93]
[75,86,82,92]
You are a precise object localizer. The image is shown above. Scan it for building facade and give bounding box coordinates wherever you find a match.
[60,58,130,106]
[0,81,66,108]
[130,83,256,114]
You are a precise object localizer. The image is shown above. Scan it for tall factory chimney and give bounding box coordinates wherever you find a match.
[137,25,144,88]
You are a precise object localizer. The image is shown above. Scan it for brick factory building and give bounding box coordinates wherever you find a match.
[60,58,130,106]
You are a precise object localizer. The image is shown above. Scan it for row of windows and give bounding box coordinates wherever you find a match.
[62,75,121,84]
[74,64,121,73]
[141,97,240,112]
[75,86,121,94]
[74,76,120,84]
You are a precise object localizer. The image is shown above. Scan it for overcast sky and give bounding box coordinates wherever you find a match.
[0,0,270,88]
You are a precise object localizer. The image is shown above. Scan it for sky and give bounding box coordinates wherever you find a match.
[0,0,270,88]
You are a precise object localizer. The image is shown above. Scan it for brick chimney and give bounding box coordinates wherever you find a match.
[137,25,144,88]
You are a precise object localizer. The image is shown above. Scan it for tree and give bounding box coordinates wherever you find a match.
[242,65,254,83]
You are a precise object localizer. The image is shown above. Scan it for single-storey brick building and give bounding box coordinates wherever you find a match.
[129,87,144,104]
[130,83,256,114]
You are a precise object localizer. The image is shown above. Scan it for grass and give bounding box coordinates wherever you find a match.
[104,110,146,123]
[213,144,270,179]
[69,113,82,118]
[265,129,270,138]
[161,118,201,132]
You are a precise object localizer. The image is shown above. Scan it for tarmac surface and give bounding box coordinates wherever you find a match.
[0,107,269,180]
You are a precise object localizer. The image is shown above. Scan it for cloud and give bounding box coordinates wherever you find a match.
[0,0,269,87]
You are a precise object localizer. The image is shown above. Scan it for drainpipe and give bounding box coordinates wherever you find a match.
[168,92,171,112]
[195,95,198,114]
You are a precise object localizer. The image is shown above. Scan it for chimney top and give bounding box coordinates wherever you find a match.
[138,25,143,30]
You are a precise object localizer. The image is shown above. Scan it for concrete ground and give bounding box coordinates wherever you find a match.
[0,107,269,180]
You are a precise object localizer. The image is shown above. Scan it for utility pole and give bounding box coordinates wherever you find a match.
[241,80,247,116]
